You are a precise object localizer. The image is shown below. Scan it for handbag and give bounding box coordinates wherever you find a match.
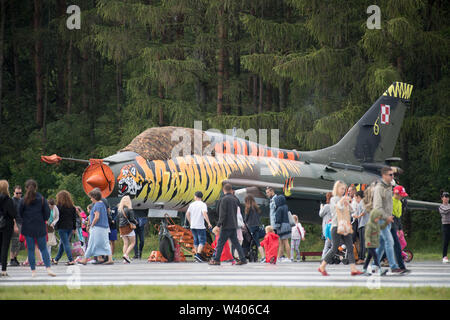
[336,205,353,235]
[287,211,295,227]
[119,208,136,236]
[71,241,85,257]
[47,231,57,246]
[47,224,54,233]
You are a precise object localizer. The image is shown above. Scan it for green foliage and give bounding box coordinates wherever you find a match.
[0,0,448,249]
[47,173,90,209]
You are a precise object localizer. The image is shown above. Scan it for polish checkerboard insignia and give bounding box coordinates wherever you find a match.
[380,104,390,124]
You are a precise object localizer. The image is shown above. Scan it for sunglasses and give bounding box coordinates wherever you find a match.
[443,194,450,198]
[15,192,22,195]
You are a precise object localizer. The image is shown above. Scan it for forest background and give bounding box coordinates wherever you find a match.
[0,0,448,249]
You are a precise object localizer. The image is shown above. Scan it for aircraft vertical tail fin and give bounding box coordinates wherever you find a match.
[304,82,413,166]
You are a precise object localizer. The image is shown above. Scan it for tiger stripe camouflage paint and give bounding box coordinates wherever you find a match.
[382,82,413,100]
[116,153,302,210]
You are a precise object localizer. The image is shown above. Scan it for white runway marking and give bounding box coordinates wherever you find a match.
[1,261,449,288]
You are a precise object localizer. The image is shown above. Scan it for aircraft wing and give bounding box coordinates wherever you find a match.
[404,199,441,211]
[224,178,441,211]
[223,178,331,201]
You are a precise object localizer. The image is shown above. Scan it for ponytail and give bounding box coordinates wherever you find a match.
[24,179,38,206]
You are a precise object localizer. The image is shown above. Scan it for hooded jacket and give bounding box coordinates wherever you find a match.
[0,194,17,230]
[260,231,280,263]
[373,179,393,220]
[364,208,390,248]
[18,193,50,238]
[274,195,289,225]
[274,195,291,238]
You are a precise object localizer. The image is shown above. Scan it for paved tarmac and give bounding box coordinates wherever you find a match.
[1,259,449,288]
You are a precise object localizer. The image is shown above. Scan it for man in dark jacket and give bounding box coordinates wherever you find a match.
[9,186,22,266]
[209,183,247,265]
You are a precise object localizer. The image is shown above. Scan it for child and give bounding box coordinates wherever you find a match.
[321,219,333,259]
[80,210,89,250]
[290,215,305,262]
[363,208,389,276]
[353,191,368,264]
[211,226,234,262]
[260,226,279,264]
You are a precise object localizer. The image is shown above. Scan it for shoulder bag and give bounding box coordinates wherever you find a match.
[119,208,136,236]
[336,204,353,236]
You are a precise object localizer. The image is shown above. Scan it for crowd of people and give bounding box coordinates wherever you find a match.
[0,179,149,277]
[191,183,306,265]
[0,167,448,278]
[187,166,449,276]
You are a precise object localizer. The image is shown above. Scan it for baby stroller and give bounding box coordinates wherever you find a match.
[242,222,263,263]
[397,230,413,263]
[329,242,352,265]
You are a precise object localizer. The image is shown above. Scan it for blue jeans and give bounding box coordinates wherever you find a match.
[25,236,51,270]
[376,223,399,270]
[191,229,207,247]
[134,223,145,257]
[54,229,73,262]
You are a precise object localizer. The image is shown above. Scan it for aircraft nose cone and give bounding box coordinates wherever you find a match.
[82,161,115,199]
[86,174,108,189]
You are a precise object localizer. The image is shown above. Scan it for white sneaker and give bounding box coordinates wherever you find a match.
[443,257,448,263]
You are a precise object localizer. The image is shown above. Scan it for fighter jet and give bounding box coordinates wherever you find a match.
[42,82,440,224]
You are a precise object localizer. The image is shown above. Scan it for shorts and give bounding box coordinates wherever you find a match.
[120,230,135,238]
[109,229,118,241]
[191,228,206,247]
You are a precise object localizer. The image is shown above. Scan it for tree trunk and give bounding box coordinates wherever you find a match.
[81,49,89,114]
[56,0,66,110]
[216,6,225,115]
[266,83,272,111]
[258,76,263,114]
[253,75,258,113]
[66,38,73,114]
[43,67,49,143]
[158,83,164,126]
[0,0,5,126]
[279,79,288,111]
[196,79,207,113]
[34,0,44,127]
[90,57,100,145]
[10,1,21,99]
[116,63,123,127]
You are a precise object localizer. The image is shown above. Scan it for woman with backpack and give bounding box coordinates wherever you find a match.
[18,179,56,277]
[274,194,291,262]
[0,180,18,277]
[117,196,137,263]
